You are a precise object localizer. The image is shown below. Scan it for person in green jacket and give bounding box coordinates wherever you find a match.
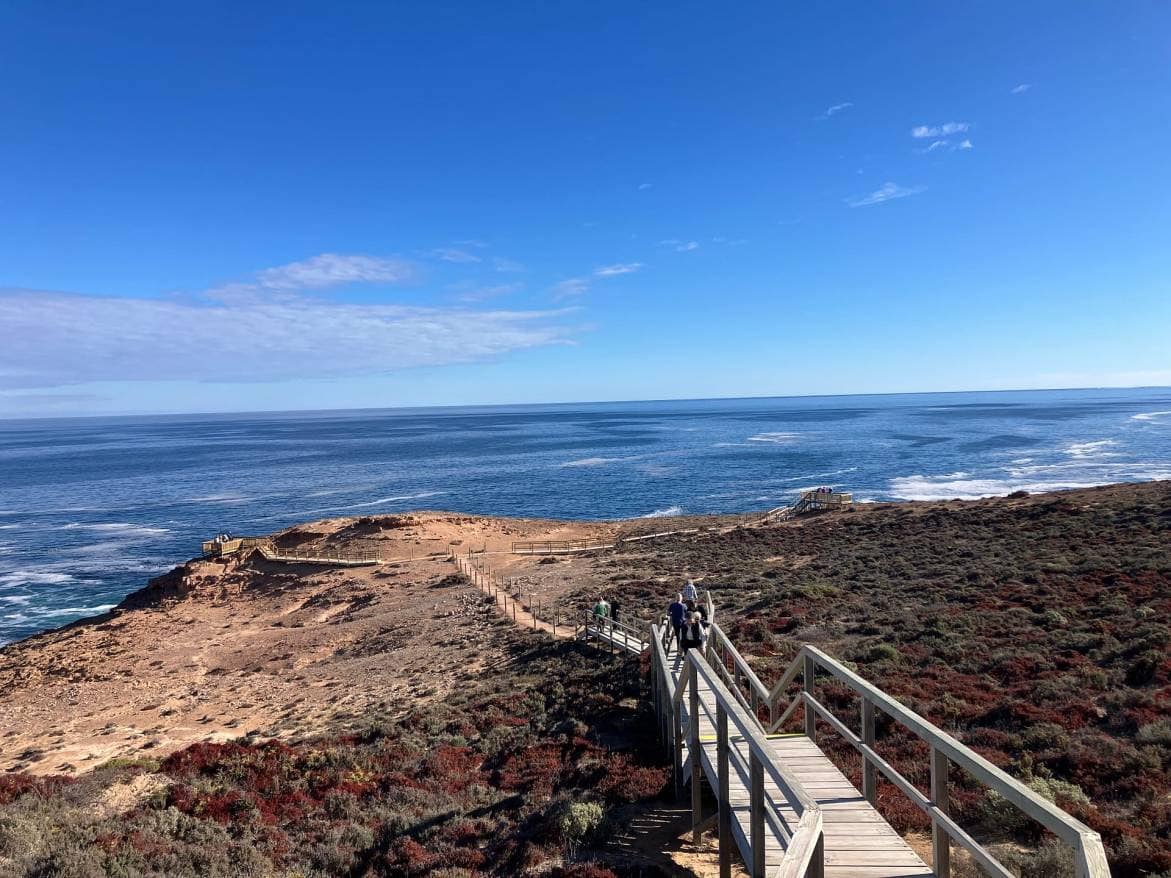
[592,597,610,631]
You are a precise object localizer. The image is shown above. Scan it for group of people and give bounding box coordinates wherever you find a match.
[591,596,621,626]
[667,579,709,653]
[588,579,709,652]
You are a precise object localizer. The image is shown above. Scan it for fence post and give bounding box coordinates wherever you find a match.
[689,659,702,843]
[931,747,950,878]
[862,697,877,804]
[803,653,817,740]
[749,749,765,878]
[717,702,732,878]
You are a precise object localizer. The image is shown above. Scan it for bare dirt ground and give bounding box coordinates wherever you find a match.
[0,511,622,775]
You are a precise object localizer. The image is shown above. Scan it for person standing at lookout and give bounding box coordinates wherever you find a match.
[667,595,687,650]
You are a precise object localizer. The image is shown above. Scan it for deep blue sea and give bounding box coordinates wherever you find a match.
[1,387,1170,645]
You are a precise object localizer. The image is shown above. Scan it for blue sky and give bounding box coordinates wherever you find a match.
[1,1,1169,417]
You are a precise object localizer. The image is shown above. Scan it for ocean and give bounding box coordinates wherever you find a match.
[1,387,1169,645]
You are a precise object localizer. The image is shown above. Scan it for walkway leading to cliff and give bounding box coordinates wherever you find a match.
[650,618,1112,878]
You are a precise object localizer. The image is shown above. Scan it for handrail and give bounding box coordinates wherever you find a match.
[511,538,615,554]
[782,644,1111,878]
[688,650,819,815]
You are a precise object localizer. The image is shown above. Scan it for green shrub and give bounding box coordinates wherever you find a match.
[557,800,605,855]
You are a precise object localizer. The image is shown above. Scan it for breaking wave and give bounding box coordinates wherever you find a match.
[1132,410,1171,421]
[641,505,683,518]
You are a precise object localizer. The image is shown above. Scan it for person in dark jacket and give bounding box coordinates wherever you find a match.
[609,599,620,625]
[680,612,708,654]
[667,595,687,650]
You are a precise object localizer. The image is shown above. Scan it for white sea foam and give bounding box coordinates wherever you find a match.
[59,522,170,537]
[1132,410,1171,421]
[641,505,683,518]
[747,432,801,444]
[561,457,627,468]
[0,524,20,530]
[777,467,858,483]
[0,571,78,587]
[889,474,1107,501]
[332,491,446,510]
[1064,439,1119,459]
[182,494,252,505]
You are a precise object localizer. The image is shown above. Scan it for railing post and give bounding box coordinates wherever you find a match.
[673,678,685,799]
[717,702,732,878]
[749,749,765,878]
[803,653,817,740]
[931,746,950,878]
[689,659,702,843]
[862,697,877,804]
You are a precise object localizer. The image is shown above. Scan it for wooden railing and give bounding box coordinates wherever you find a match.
[703,633,1111,878]
[651,622,825,877]
[511,537,616,554]
[578,611,649,654]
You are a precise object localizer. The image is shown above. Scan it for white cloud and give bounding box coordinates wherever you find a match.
[821,101,853,118]
[551,278,590,299]
[0,287,574,390]
[431,247,481,264]
[911,122,970,138]
[676,241,699,252]
[455,282,524,303]
[917,137,974,154]
[637,182,653,191]
[1011,83,1032,94]
[0,252,567,391]
[493,257,525,273]
[594,263,642,277]
[209,253,415,299]
[847,182,925,208]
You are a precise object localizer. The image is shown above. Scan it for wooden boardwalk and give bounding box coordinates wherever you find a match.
[667,646,932,878]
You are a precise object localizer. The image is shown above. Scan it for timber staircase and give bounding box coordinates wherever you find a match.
[644,612,1112,878]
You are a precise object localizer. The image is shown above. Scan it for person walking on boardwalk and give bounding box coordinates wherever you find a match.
[680,611,708,655]
[592,596,610,631]
[609,598,620,625]
[681,579,698,603]
[667,594,687,650]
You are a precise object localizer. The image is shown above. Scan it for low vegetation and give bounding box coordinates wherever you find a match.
[583,482,1171,877]
[0,629,668,877]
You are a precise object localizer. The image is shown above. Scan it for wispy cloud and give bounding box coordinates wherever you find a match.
[911,122,970,139]
[847,182,925,208]
[0,282,574,390]
[493,257,525,273]
[455,282,524,303]
[594,263,642,277]
[431,247,482,264]
[637,182,653,191]
[551,278,590,300]
[917,137,974,154]
[660,239,699,252]
[820,101,853,119]
[1010,83,1032,94]
[209,253,415,299]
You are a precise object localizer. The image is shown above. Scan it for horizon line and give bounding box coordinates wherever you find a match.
[1,383,1168,424]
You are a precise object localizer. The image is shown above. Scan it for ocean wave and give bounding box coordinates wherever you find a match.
[0,524,20,530]
[560,457,628,468]
[641,505,683,518]
[1132,410,1171,421]
[4,603,117,620]
[889,474,1108,502]
[1064,439,1119,459]
[59,522,170,537]
[776,467,858,483]
[181,494,253,505]
[0,571,80,587]
[746,432,801,444]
